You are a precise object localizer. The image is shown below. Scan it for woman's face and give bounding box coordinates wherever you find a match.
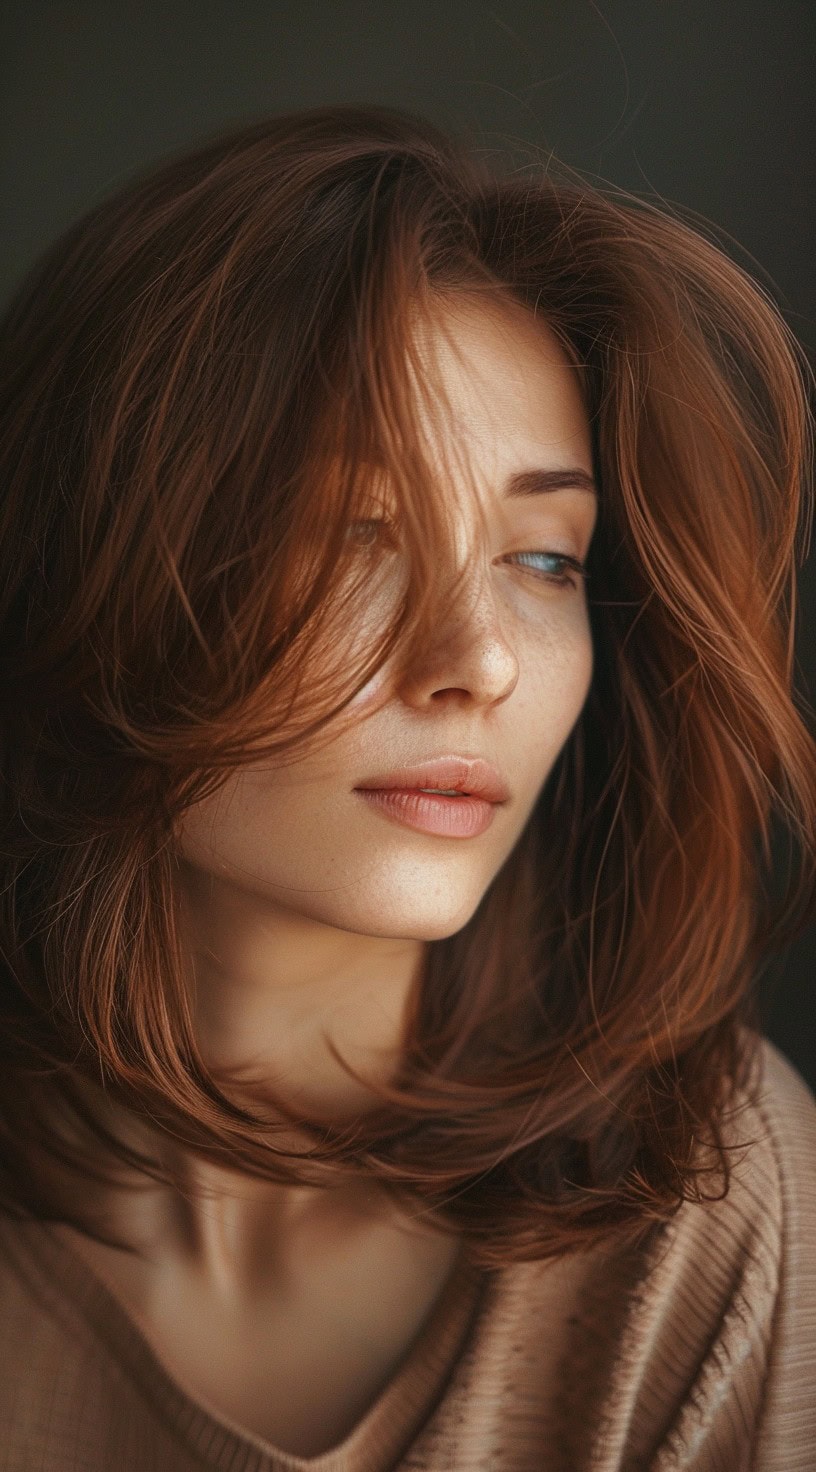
[176,294,598,945]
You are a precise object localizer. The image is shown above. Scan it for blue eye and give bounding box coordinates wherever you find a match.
[506,550,589,589]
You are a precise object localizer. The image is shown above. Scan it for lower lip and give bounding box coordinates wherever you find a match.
[354,788,499,837]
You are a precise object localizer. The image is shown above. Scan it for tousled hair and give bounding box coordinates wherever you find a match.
[0,104,814,1269]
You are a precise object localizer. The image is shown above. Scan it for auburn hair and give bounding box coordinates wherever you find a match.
[0,104,814,1271]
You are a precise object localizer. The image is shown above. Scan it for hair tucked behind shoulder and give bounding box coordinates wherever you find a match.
[0,103,813,1270]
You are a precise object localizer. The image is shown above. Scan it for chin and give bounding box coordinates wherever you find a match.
[334,901,482,944]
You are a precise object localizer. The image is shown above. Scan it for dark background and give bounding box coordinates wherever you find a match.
[2,2,814,1087]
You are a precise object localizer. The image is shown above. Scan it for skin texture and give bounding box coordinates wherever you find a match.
[52,292,598,1454]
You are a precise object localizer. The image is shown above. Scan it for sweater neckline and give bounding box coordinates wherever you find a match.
[24,1212,488,1472]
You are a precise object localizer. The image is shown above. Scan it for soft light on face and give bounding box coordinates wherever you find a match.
[175,293,598,945]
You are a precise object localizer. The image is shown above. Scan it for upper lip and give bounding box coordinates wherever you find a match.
[355,755,510,804]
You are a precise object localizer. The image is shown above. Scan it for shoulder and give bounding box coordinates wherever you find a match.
[0,1206,93,1341]
[745,1024,813,1148]
[645,1032,816,1273]
[468,1035,816,1469]
[671,1031,816,1258]
[668,1030,816,1339]
[725,1030,816,1212]
[748,1031,816,1161]
[634,1032,816,1468]
[721,1032,816,1286]
[735,1035,816,1463]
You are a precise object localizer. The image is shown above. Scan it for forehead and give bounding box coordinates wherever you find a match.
[323,292,596,514]
[405,293,592,463]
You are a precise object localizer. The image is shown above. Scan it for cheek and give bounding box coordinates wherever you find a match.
[174,800,217,870]
[521,613,595,767]
[531,601,594,705]
[174,767,344,881]
[174,781,252,873]
[346,665,391,710]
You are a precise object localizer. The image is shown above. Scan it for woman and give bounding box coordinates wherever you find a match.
[0,103,814,1470]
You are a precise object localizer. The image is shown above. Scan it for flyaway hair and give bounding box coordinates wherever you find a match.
[0,104,814,1269]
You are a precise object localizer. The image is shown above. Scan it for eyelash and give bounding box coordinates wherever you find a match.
[346,519,589,590]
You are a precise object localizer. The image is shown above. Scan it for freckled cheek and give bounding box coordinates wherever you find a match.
[526,617,594,729]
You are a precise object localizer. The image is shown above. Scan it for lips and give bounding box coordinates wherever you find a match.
[354,755,510,804]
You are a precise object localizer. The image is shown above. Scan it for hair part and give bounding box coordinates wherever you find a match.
[0,103,814,1268]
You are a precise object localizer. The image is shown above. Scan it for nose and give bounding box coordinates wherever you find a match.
[396,556,520,710]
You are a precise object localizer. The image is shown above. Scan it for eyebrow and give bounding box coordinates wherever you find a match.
[352,459,599,501]
[504,467,598,498]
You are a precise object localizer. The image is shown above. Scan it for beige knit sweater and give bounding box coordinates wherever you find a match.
[1,1033,814,1471]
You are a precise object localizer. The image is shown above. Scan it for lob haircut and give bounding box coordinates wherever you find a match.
[0,104,814,1268]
